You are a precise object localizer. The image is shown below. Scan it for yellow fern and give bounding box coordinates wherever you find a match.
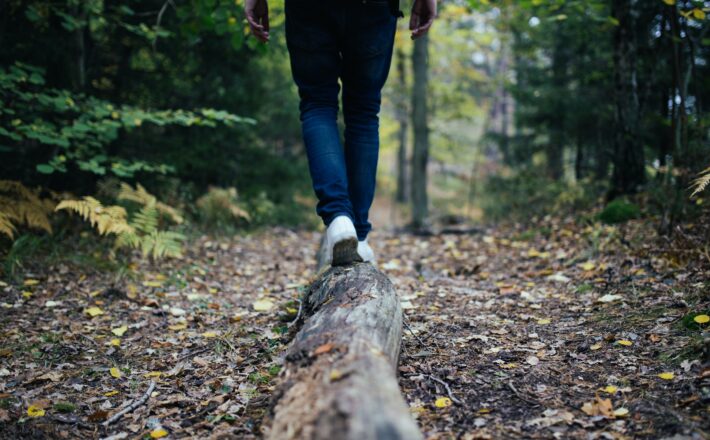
[0,180,55,238]
[55,197,133,235]
[117,183,183,224]
[690,167,710,198]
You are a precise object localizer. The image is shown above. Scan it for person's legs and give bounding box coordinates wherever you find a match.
[285,1,354,227]
[340,2,397,241]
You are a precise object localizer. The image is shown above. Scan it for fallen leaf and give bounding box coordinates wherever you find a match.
[201,331,218,338]
[111,325,128,336]
[601,385,618,394]
[110,367,121,378]
[104,390,119,397]
[694,314,709,324]
[435,397,452,408]
[143,281,163,288]
[88,410,108,422]
[597,294,623,303]
[110,338,121,347]
[616,340,633,346]
[253,299,274,312]
[144,371,162,378]
[168,323,187,331]
[581,396,613,417]
[26,404,45,417]
[613,407,629,417]
[23,279,40,286]
[314,343,335,355]
[590,343,603,350]
[579,261,596,272]
[84,306,104,317]
[150,428,169,439]
[658,372,674,380]
[537,319,551,325]
[526,356,540,366]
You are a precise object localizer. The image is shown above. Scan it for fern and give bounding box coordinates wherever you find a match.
[117,183,183,224]
[196,186,251,226]
[58,184,184,261]
[690,167,710,198]
[0,180,55,239]
[56,197,133,235]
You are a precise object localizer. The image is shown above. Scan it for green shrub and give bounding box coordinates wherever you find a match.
[597,199,641,224]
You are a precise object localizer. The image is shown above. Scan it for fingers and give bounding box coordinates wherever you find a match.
[246,13,270,42]
[411,16,434,39]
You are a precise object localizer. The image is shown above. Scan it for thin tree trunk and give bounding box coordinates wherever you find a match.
[610,0,645,197]
[395,48,409,204]
[548,27,566,180]
[410,34,430,229]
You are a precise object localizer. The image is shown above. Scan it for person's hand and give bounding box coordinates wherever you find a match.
[410,0,436,39]
[245,0,269,43]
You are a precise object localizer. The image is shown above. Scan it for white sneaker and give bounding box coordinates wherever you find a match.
[357,239,376,264]
[326,215,361,266]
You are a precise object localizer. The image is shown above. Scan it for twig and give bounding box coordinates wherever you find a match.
[428,375,463,405]
[507,380,539,406]
[152,0,175,51]
[402,316,428,348]
[104,381,156,426]
[287,298,304,329]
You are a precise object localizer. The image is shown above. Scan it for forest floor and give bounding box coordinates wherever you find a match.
[0,216,708,439]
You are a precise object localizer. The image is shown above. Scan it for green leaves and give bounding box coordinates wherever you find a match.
[0,63,251,180]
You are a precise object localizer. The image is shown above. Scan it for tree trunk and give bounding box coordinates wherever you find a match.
[410,34,430,229]
[395,48,409,204]
[267,263,422,440]
[610,0,645,197]
[548,27,567,181]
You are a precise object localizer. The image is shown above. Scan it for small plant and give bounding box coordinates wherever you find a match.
[0,180,55,240]
[690,167,710,198]
[597,199,641,224]
[56,183,185,260]
[195,186,250,227]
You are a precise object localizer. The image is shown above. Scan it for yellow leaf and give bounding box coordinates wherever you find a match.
[537,318,551,325]
[500,363,518,369]
[662,0,675,5]
[110,367,121,378]
[202,331,218,338]
[168,323,187,331]
[144,371,162,378]
[616,339,633,346]
[434,397,452,408]
[24,279,40,286]
[110,338,121,347]
[22,291,32,299]
[27,404,45,417]
[150,428,169,439]
[580,261,596,271]
[613,407,629,417]
[692,8,706,20]
[89,289,102,297]
[143,280,162,287]
[590,343,603,351]
[693,314,709,324]
[111,325,128,336]
[601,385,618,394]
[84,306,104,317]
[104,390,119,397]
[253,299,274,312]
[658,372,674,380]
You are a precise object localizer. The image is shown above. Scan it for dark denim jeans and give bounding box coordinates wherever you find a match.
[285,0,397,241]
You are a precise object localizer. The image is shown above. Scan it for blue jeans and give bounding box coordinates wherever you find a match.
[285,0,397,241]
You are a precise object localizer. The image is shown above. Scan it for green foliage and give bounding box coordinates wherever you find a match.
[680,311,710,332]
[597,200,641,225]
[0,63,253,180]
[196,187,250,228]
[57,183,185,260]
[480,169,604,222]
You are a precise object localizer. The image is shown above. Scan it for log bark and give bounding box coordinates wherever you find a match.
[267,263,422,440]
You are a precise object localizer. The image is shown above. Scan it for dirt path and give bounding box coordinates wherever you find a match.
[0,219,708,439]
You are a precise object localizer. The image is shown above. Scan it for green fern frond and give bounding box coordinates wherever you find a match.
[131,205,159,234]
[690,167,710,198]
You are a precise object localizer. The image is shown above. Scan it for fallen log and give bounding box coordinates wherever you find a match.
[267,262,422,440]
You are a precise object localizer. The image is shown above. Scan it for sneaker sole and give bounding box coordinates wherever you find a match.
[331,237,362,266]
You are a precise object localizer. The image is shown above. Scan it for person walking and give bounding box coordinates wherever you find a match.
[245,0,436,266]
